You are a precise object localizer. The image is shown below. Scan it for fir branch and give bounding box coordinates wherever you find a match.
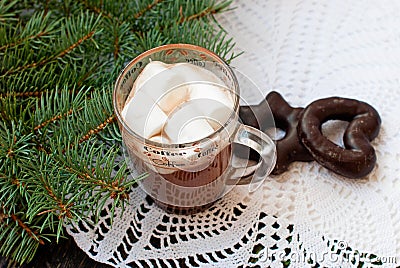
[0,87,85,99]
[179,6,215,23]
[79,0,114,20]
[0,206,45,248]
[0,91,44,98]
[0,11,56,52]
[0,173,24,188]
[0,30,48,51]
[0,100,24,125]
[1,12,101,78]
[58,86,117,144]
[0,173,23,211]
[0,0,19,25]
[57,30,96,58]
[39,177,73,220]
[43,0,50,16]
[1,30,96,76]
[0,210,7,222]
[20,153,78,239]
[113,26,120,60]
[0,67,95,100]
[78,114,116,144]
[33,108,75,131]
[0,121,33,161]
[62,113,116,153]
[1,204,55,263]
[134,0,164,19]
[77,62,101,86]
[0,0,238,264]
[179,0,232,23]
[64,165,128,200]
[32,86,88,135]
[9,213,45,245]
[55,141,143,221]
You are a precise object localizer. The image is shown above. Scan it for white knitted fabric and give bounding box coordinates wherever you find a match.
[67,0,400,267]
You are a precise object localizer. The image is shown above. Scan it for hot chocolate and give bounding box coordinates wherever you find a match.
[135,145,232,214]
[114,44,276,215]
[121,61,236,213]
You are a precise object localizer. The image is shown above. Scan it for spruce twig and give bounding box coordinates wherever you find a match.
[79,0,114,20]
[1,30,96,76]
[0,91,44,98]
[9,213,45,245]
[134,0,164,19]
[34,108,75,131]
[78,114,116,144]
[0,0,237,264]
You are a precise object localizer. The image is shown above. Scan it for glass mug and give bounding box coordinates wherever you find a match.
[113,44,276,214]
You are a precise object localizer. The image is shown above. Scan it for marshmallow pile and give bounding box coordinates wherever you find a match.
[122,61,235,144]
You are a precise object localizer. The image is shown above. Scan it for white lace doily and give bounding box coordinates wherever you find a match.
[67,0,400,267]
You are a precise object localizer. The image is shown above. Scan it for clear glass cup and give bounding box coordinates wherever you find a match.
[113,44,276,214]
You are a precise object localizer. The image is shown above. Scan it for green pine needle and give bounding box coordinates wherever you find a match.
[0,0,238,264]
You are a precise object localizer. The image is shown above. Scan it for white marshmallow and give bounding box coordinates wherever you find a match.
[189,83,235,130]
[135,61,189,113]
[163,103,214,144]
[172,63,224,85]
[122,61,235,144]
[125,61,169,105]
[148,134,171,144]
[176,118,215,144]
[122,90,167,138]
[133,61,169,90]
[125,61,190,114]
[148,82,189,113]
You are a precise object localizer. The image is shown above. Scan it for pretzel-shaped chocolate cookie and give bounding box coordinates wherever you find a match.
[240,91,381,178]
[298,97,381,178]
[266,92,314,174]
[239,92,314,174]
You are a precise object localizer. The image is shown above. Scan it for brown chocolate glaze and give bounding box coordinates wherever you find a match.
[239,99,274,130]
[298,97,381,178]
[266,92,314,174]
[239,91,314,174]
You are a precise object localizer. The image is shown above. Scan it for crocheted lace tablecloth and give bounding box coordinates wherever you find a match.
[67,0,400,267]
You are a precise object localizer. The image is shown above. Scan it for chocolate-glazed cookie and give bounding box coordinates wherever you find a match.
[239,91,313,174]
[298,97,381,178]
[266,92,314,174]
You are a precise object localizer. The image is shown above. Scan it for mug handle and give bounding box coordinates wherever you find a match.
[228,123,276,192]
